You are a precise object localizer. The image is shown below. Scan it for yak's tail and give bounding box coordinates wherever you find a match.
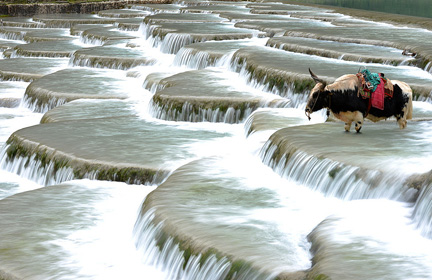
[406,90,413,120]
[393,80,413,120]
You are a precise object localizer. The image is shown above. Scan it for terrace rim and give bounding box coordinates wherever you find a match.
[2,0,432,32]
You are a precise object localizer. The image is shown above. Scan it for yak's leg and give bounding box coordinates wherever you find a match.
[335,112,359,132]
[353,111,364,133]
[396,114,407,129]
[344,122,352,132]
[396,106,408,129]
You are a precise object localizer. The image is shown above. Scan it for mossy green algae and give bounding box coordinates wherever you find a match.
[5,133,163,184]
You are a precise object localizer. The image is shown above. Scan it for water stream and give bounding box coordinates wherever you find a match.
[1,2,432,280]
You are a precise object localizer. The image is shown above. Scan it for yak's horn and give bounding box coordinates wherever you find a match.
[309,68,326,85]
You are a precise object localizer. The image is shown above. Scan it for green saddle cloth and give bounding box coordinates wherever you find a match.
[361,69,381,92]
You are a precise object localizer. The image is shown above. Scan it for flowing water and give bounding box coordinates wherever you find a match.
[1,2,432,280]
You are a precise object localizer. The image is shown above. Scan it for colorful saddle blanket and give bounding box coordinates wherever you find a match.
[356,70,393,110]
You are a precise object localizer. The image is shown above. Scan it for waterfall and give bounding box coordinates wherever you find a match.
[139,22,195,54]
[0,143,167,187]
[69,55,98,68]
[173,48,239,70]
[215,52,237,68]
[138,22,155,40]
[0,30,26,41]
[425,61,432,73]
[230,56,308,108]
[260,141,415,201]
[79,32,105,46]
[21,93,67,113]
[160,33,194,54]
[138,22,165,51]
[149,96,291,124]
[0,146,75,186]
[173,48,213,69]
[149,99,256,124]
[143,79,167,95]
[134,207,278,280]
[412,181,432,238]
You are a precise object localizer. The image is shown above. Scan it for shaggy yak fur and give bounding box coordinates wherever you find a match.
[305,69,413,132]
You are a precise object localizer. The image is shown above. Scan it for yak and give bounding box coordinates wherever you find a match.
[305,69,413,132]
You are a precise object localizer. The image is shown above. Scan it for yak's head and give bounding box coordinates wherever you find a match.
[305,68,327,120]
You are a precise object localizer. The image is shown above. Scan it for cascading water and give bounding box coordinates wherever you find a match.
[149,99,250,123]
[425,61,432,73]
[133,207,275,280]
[1,2,432,280]
[173,47,212,69]
[160,33,194,54]
[138,22,194,54]
[0,30,26,41]
[229,56,309,108]
[79,31,105,46]
[412,181,432,238]
[0,147,75,186]
[21,93,67,113]
[260,141,415,201]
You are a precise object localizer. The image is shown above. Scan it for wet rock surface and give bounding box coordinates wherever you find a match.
[151,68,290,123]
[141,156,314,279]
[13,39,80,57]
[23,68,133,111]
[0,57,69,82]
[71,44,157,69]
[266,36,408,65]
[6,99,230,184]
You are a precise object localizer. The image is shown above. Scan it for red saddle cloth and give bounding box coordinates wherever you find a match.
[371,79,385,110]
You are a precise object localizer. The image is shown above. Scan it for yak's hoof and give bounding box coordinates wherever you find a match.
[344,123,351,132]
